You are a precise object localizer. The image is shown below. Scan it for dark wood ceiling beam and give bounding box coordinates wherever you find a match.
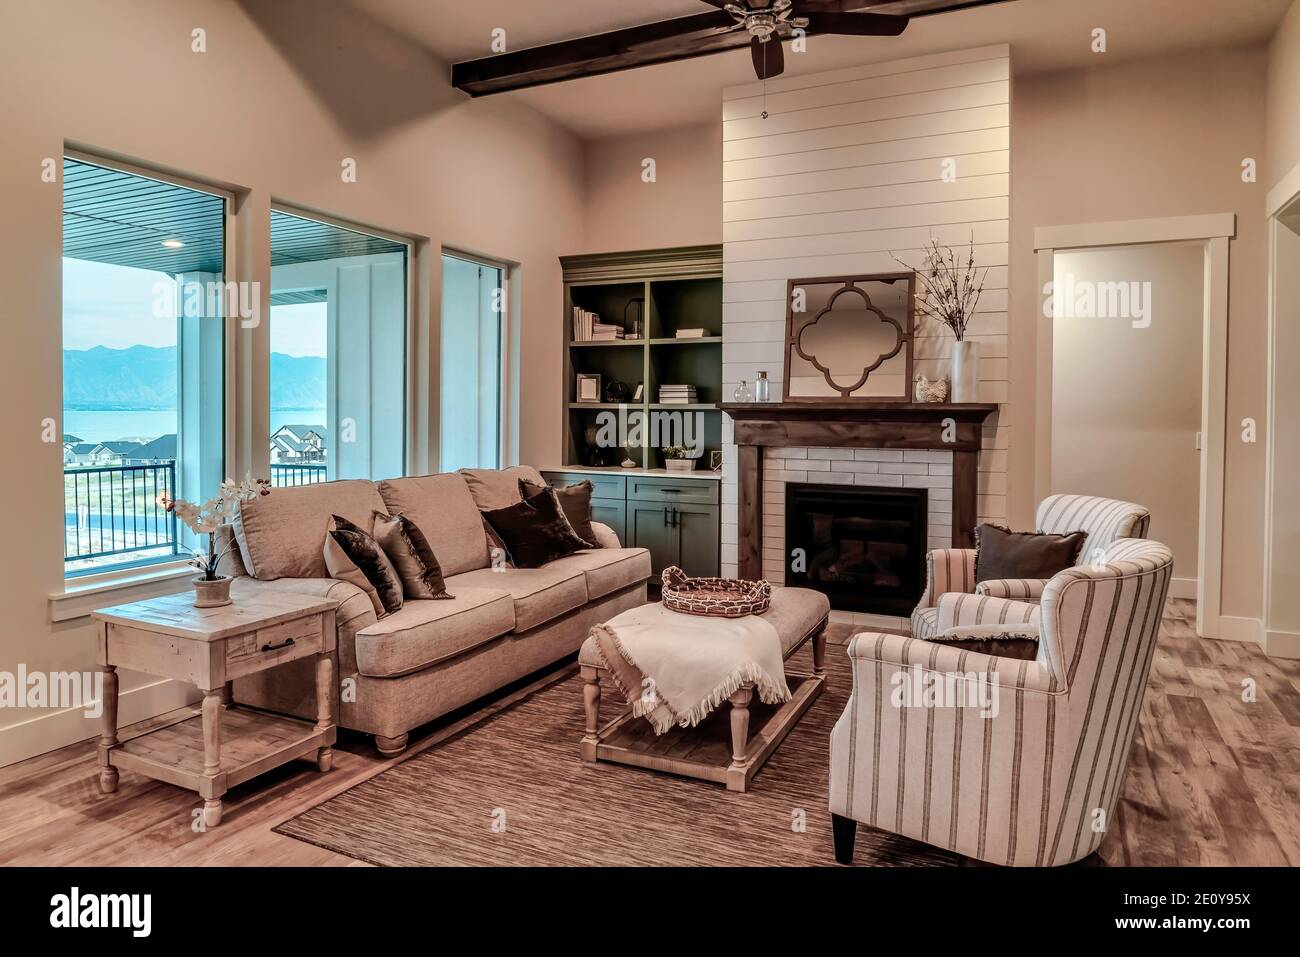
[450,0,1012,97]
[452,11,743,97]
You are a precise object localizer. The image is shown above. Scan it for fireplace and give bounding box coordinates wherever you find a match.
[785,483,928,616]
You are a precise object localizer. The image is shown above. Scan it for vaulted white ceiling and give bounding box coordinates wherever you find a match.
[347,0,1292,139]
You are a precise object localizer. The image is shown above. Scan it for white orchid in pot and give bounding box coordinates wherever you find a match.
[895,236,989,403]
[161,476,271,608]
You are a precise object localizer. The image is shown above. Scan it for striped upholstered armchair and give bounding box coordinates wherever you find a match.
[829,537,1173,866]
[910,494,1151,643]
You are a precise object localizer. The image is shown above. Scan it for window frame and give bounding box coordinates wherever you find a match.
[61,148,237,581]
[440,247,512,471]
[269,203,416,479]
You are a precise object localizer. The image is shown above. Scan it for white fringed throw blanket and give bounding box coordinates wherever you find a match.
[591,604,790,735]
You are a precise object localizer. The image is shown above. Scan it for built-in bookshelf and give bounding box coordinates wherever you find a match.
[560,246,723,472]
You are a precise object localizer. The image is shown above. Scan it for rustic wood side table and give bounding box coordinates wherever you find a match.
[92,589,338,827]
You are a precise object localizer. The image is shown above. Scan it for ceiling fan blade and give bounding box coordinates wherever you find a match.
[803,11,910,35]
[751,36,785,80]
[452,10,743,96]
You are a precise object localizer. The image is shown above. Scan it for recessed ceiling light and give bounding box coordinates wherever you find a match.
[161,239,185,249]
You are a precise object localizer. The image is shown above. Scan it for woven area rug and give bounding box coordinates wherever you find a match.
[274,625,959,866]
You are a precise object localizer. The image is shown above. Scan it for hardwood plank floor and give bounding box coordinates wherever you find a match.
[0,599,1295,867]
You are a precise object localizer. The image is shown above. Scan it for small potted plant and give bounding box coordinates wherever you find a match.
[162,476,270,608]
[662,446,698,473]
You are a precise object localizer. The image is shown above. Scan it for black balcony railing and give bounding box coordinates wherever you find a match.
[64,463,179,564]
[270,463,327,487]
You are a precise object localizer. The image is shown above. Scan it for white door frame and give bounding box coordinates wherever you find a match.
[1033,213,1234,640]
[1263,167,1300,658]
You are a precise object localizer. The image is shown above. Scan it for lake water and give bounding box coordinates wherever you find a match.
[64,409,325,443]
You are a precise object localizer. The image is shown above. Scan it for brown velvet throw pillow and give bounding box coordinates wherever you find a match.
[372,511,452,600]
[519,478,598,548]
[324,515,404,617]
[974,523,1087,586]
[481,486,592,569]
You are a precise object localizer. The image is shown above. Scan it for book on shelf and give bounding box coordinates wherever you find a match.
[673,328,707,339]
[658,384,698,405]
[572,307,627,341]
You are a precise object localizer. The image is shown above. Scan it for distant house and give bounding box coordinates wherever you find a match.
[270,424,327,465]
[65,442,99,465]
[127,433,177,465]
[80,440,145,466]
[63,434,82,444]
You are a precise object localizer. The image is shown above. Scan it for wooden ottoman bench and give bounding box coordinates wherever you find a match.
[578,587,830,792]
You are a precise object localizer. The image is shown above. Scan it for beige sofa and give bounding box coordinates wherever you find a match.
[219,466,650,755]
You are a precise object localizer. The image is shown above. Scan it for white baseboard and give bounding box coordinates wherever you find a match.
[1169,577,1197,600]
[0,677,199,769]
[1215,615,1263,645]
[1263,628,1300,660]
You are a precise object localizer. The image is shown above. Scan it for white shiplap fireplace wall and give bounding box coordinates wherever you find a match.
[719,45,1011,621]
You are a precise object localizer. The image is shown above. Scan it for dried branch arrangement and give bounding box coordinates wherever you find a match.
[895,237,988,342]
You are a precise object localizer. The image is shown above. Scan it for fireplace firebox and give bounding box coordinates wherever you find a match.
[784,483,927,616]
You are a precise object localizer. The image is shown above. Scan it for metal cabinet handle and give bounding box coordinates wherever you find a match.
[260,637,295,652]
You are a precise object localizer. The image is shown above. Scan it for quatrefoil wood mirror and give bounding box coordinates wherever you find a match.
[783,272,915,402]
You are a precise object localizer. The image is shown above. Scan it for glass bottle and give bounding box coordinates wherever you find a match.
[733,379,752,403]
[755,371,770,402]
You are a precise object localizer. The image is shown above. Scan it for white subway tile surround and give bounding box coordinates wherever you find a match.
[720,45,1011,577]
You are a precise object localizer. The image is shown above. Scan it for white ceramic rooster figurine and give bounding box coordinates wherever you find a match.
[913,373,949,403]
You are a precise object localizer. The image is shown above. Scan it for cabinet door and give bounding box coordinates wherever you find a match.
[672,504,720,578]
[590,498,626,545]
[628,502,676,576]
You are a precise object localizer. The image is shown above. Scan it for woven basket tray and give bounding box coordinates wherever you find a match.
[660,566,772,618]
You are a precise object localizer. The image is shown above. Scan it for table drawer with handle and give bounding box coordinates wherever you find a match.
[223,614,325,679]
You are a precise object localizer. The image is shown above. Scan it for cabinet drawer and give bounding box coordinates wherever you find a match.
[543,470,626,501]
[628,476,719,505]
[223,615,324,680]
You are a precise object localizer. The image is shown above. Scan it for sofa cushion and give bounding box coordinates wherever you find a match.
[373,511,452,600]
[481,486,593,569]
[234,479,386,580]
[543,548,651,601]
[521,478,598,547]
[353,588,515,678]
[460,466,546,510]
[377,473,489,577]
[448,564,589,632]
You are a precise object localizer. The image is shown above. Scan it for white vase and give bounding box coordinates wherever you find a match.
[950,339,980,403]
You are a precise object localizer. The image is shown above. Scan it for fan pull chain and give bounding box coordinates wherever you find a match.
[761,44,769,120]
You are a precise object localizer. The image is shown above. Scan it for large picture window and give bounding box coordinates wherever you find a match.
[62,157,226,575]
[440,252,506,471]
[269,210,408,484]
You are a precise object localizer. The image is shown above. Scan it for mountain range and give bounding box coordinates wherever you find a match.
[63,345,325,410]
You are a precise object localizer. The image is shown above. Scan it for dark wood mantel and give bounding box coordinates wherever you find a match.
[721,402,999,581]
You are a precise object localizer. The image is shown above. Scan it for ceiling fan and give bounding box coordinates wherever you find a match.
[713,0,909,81]
[451,1,1007,97]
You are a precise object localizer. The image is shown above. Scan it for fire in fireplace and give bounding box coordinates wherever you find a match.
[784,483,928,616]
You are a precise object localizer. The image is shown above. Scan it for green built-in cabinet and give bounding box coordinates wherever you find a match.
[553,246,724,580]
[542,470,720,579]
[559,246,723,471]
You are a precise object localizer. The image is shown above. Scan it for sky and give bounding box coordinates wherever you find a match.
[62,257,327,357]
